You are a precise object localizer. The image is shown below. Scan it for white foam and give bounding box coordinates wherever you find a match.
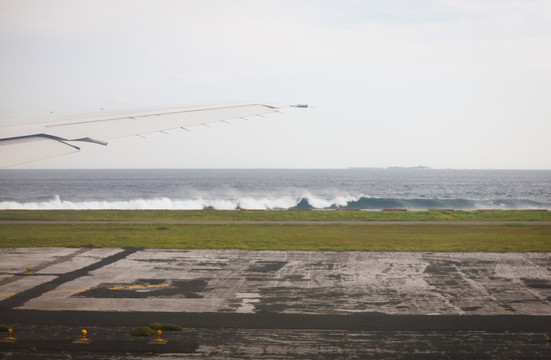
[0,194,308,210]
[1,193,544,211]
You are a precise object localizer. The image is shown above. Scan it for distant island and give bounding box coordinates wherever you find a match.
[385,165,431,170]
[349,165,431,170]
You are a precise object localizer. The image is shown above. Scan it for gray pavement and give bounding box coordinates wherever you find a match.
[2,248,550,315]
[1,248,550,359]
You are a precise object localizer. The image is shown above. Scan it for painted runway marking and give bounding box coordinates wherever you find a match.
[0,248,140,310]
[46,288,90,294]
[107,284,170,290]
[45,283,171,294]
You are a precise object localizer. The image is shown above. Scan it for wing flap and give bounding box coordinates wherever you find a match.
[43,103,284,141]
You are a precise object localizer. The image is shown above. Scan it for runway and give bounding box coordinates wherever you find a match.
[1,248,550,358]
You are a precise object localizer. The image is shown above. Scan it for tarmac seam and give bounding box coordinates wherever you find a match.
[0,247,141,310]
[4,310,551,331]
[0,248,91,287]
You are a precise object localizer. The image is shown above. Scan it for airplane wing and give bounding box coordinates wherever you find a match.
[0,103,308,167]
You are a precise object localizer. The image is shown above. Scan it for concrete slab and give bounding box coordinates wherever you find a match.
[0,275,57,299]
[35,248,123,274]
[0,248,125,301]
[0,247,78,274]
[2,248,549,315]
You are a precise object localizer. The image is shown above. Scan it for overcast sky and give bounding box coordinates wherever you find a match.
[1,0,550,169]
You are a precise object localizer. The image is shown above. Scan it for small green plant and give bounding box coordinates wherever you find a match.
[148,322,163,330]
[149,322,183,331]
[132,327,156,336]
[81,243,97,248]
[132,323,183,336]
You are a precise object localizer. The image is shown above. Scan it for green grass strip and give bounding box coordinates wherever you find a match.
[1,223,549,252]
[0,209,550,222]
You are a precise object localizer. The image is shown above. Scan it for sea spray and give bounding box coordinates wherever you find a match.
[1,195,548,210]
[1,169,550,210]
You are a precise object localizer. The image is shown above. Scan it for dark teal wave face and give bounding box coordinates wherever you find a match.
[290,196,548,210]
[331,197,477,210]
[0,169,550,210]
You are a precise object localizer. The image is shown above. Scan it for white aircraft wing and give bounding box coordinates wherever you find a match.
[0,103,308,167]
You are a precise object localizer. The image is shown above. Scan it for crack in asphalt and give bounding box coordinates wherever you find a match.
[0,247,141,310]
[0,248,91,287]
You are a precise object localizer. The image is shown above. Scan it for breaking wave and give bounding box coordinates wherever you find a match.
[1,194,548,210]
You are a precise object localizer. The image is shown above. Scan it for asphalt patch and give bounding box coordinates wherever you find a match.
[522,278,551,289]
[0,248,140,310]
[76,279,208,299]
[246,261,288,273]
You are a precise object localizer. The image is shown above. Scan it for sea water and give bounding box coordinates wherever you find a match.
[0,168,550,210]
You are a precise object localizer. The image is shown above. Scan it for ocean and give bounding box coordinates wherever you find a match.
[0,169,550,210]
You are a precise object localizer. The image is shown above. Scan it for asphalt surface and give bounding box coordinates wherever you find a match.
[1,248,550,359]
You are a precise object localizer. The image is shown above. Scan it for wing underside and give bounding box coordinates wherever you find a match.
[0,103,307,167]
[0,136,79,168]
